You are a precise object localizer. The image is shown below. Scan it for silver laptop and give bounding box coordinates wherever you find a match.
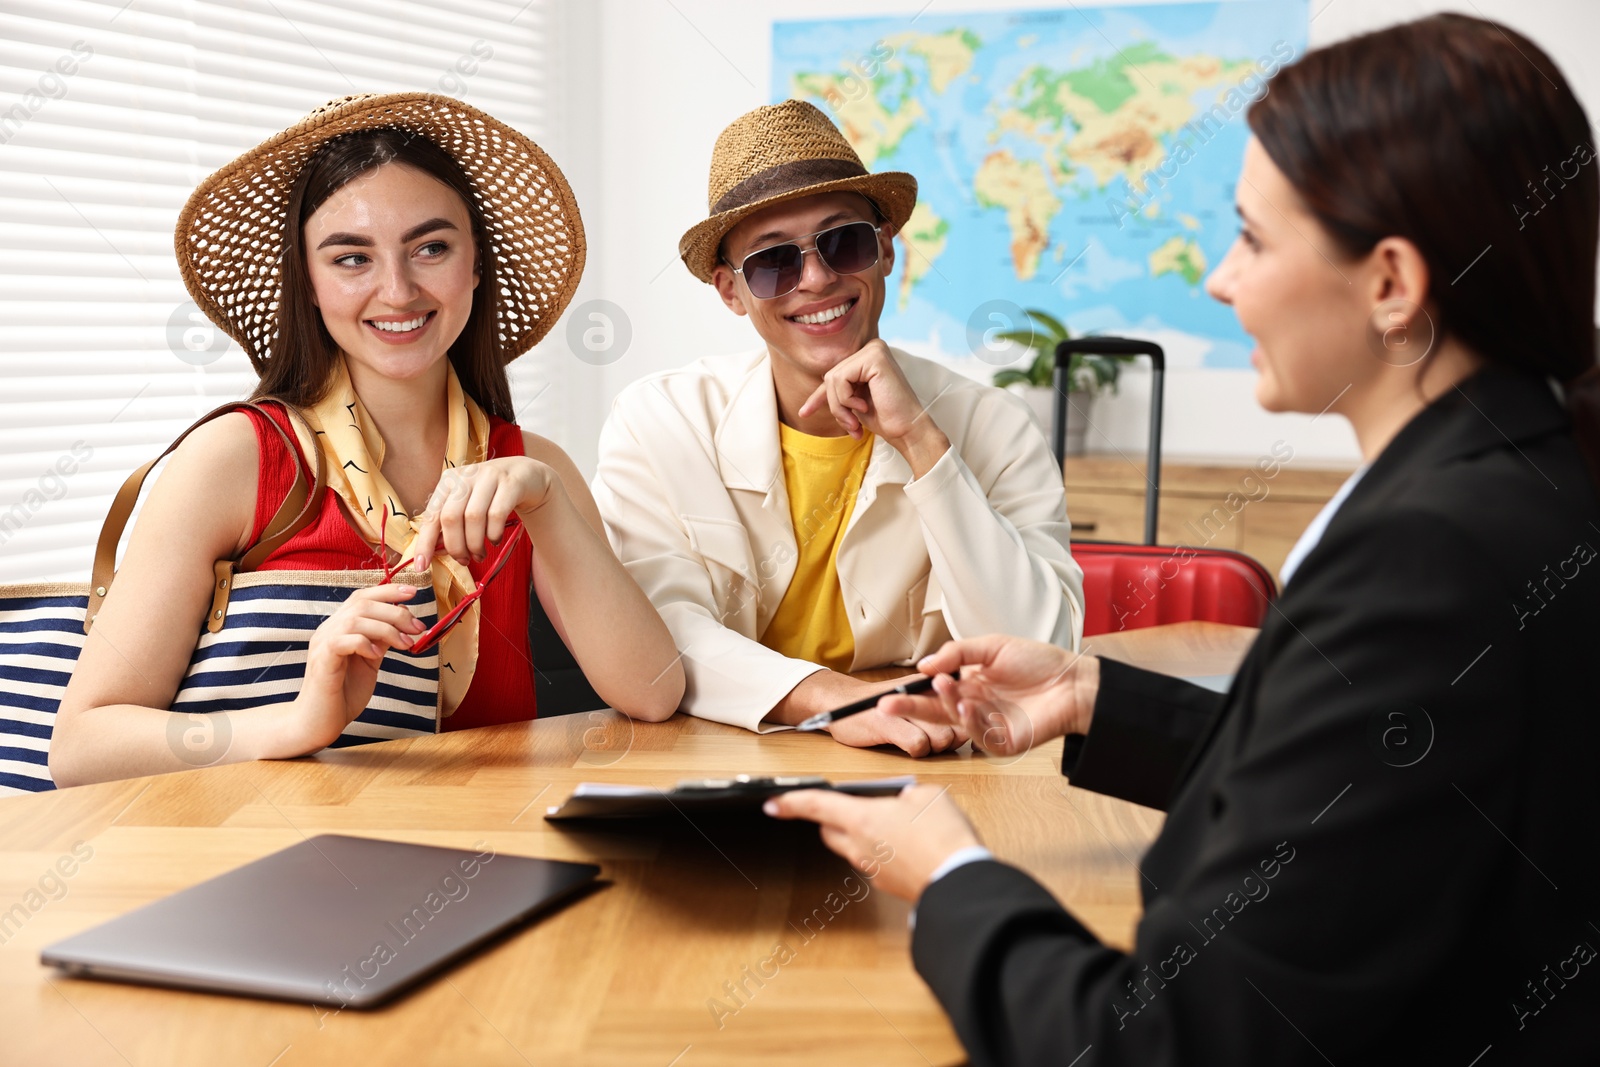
[42,834,599,1007]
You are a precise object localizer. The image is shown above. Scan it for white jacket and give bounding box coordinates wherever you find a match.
[592,347,1084,731]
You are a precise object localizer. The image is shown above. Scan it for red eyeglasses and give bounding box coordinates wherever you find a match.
[371,509,526,655]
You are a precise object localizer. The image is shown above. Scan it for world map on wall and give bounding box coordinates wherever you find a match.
[772,2,1309,369]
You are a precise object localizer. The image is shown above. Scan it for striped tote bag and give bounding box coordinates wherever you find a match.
[0,401,442,796]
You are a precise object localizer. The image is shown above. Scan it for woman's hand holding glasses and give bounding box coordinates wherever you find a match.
[410,457,558,571]
[288,583,428,752]
[285,456,559,752]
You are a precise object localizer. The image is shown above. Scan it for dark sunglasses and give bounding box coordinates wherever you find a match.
[726,220,883,300]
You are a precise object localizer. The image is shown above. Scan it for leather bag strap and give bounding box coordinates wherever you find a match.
[84,399,327,634]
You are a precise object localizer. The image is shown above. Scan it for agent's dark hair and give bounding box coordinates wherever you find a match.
[253,127,514,420]
[1248,13,1600,490]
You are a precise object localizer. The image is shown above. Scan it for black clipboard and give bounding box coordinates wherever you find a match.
[543,775,915,821]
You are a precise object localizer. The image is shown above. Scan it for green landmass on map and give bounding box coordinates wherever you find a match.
[787,23,1258,293]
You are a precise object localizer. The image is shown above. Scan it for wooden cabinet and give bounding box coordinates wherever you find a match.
[1063,452,1356,578]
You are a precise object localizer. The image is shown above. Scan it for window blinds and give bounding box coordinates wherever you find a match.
[0,0,563,582]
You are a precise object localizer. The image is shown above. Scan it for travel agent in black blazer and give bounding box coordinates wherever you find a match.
[763,13,1600,1066]
[910,362,1600,1066]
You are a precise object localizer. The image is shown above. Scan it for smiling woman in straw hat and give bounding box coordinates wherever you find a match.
[51,93,683,787]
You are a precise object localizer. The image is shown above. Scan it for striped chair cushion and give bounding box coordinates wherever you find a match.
[0,570,440,797]
[0,586,81,794]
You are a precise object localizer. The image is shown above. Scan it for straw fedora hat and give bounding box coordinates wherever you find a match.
[175,92,585,369]
[678,99,917,284]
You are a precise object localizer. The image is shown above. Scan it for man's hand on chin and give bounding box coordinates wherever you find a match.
[767,669,967,756]
[798,340,951,478]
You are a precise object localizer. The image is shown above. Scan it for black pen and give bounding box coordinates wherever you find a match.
[794,675,937,732]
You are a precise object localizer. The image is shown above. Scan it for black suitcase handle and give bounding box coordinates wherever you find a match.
[1052,337,1166,545]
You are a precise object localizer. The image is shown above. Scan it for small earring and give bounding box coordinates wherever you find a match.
[1365,298,1436,367]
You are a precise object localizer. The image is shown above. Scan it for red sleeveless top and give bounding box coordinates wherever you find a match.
[245,405,538,730]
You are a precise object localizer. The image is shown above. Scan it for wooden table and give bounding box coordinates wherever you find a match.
[0,623,1254,1067]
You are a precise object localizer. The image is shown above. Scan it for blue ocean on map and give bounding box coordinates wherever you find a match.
[773,1,1310,369]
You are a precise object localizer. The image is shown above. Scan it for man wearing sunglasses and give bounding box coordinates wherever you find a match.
[592,100,1083,755]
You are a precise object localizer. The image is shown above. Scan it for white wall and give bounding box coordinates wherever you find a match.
[551,0,1600,476]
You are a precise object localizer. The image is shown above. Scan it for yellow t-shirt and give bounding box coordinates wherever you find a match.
[759,423,875,672]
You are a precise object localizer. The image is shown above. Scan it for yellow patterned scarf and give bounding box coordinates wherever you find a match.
[293,357,490,718]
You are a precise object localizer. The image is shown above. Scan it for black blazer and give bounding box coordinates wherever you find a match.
[913,366,1600,1066]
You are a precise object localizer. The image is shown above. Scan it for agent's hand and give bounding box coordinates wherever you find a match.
[290,584,424,752]
[411,457,559,569]
[876,635,1100,757]
[765,784,982,901]
[797,340,950,475]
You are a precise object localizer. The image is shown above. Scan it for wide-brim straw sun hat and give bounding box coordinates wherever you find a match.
[176,92,585,369]
[678,99,917,284]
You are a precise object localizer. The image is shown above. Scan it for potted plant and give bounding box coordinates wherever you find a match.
[990,310,1129,455]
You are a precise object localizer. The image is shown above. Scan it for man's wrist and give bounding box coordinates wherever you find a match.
[889,424,951,480]
[764,667,854,726]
